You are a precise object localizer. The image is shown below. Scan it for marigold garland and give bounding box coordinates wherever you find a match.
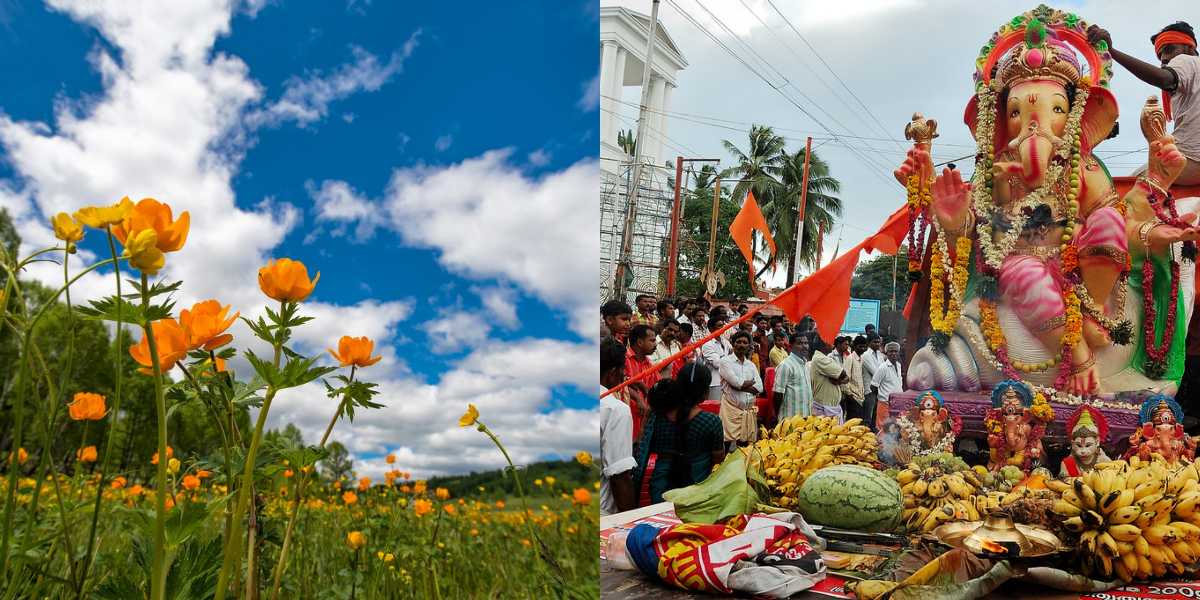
[928,234,972,348]
[906,174,933,281]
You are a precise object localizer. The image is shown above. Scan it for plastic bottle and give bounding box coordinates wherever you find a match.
[604,530,636,570]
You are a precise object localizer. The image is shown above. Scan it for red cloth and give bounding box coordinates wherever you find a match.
[761,367,777,424]
[729,190,776,287]
[1154,30,1197,122]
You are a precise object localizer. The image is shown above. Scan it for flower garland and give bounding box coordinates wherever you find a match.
[1140,189,1191,378]
[906,174,933,282]
[979,299,1057,376]
[928,233,972,349]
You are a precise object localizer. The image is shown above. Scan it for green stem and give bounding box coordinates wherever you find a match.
[142,273,169,600]
[268,366,355,600]
[0,256,117,576]
[215,302,285,600]
[478,424,542,565]
[76,230,125,596]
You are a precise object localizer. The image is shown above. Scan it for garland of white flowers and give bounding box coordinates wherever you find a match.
[971,82,1090,272]
[896,414,956,455]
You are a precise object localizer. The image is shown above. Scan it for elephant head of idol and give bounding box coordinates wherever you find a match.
[965,15,1118,187]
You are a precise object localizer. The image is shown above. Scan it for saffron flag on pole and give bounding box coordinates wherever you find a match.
[729,190,776,288]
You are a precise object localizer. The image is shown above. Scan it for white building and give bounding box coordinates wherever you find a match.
[599,5,688,302]
[599,5,688,170]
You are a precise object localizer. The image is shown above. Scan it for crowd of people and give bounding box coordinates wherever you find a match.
[598,294,908,515]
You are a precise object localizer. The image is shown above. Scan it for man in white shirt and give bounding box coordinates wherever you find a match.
[600,338,637,515]
[700,314,731,400]
[833,337,865,420]
[1089,22,1200,184]
[870,342,905,431]
[719,331,762,446]
[650,318,683,377]
[773,332,813,419]
[861,334,884,385]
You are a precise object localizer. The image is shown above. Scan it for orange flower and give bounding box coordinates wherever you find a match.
[358,477,371,491]
[77,446,98,463]
[110,476,127,489]
[68,392,107,421]
[346,531,366,550]
[572,488,592,506]
[179,300,239,351]
[495,500,505,510]
[328,336,382,368]
[127,484,143,499]
[413,481,427,496]
[258,258,319,302]
[182,475,200,491]
[435,487,450,500]
[130,319,188,374]
[15,448,28,465]
[283,469,294,478]
[386,453,396,465]
[342,491,358,505]
[443,504,456,515]
[399,485,411,494]
[196,469,211,479]
[413,498,433,516]
[165,495,176,510]
[151,446,174,465]
[112,198,189,253]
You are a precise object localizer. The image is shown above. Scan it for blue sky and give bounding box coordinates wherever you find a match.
[0,0,600,478]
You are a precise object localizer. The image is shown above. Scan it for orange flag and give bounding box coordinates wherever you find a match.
[729,190,776,287]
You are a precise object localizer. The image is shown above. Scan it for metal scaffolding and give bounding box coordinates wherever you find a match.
[600,162,675,303]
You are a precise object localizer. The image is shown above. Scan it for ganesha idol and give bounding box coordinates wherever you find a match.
[985,380,1054,473]
[896,6,1199,397]
[1123,394,1196,464]
[894,390,962,464]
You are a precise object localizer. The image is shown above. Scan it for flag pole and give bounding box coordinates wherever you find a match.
[791,136,813,285]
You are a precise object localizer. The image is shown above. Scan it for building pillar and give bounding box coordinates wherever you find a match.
[599,41,618,146]
[610,47,628,149]
[644,75,666,165]
[657,82,674,163]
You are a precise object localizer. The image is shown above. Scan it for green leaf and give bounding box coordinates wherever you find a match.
[275,355,336,390]
[245,349,280,387]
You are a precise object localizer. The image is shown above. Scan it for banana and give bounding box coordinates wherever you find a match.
[927,478,948,499]
[1109,505,1142,525]
[1115,559,1133,583]
[1098,490,1123,515]
[1119,547,1139,575]
[1134,480,1163,502]
[1108,523,1143,543]
[1137,511,1158,529]
[1081,510,1104,530]
[1171,540,1196,564]
[1061,488,1082,509]
[1045,478,1070,494]
[1134,534,1151,557]
[897,469,919,486]
[1144,524,1179,545]
[1063,516,1085,533]
[1173,520,1200,540]
[911,479,928,497]
[1075,479,1098,510]
[1052,500,1081,517]
[1097,531,1119,558]
[1174,492,1200,519]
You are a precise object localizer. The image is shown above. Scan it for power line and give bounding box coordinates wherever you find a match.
[663,0,895,185]
[764,0,907,154]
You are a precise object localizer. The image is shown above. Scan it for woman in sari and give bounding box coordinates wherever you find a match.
[632,363,727,506]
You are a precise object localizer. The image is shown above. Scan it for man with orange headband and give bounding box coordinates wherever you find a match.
[1089,22,1200,185]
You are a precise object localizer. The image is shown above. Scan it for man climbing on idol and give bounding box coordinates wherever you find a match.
[1089,22,1200,185]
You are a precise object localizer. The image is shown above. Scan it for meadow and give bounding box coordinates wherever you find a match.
[0,198,599,599]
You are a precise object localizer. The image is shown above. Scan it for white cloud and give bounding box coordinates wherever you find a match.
[475,285,519,328]
[434,133,453,152]
[421,308,491,354]
[577,70,600,112]
[341,112,356,123]
[268,338,598,479]
[396,131,411,151]
[527,148,551,166]
[249,31,421,128]
[307,179,382,239]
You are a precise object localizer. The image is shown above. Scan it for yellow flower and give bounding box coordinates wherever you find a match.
[575,451,592,467]
[533,479,543,487]
[52,212,84,243]
[342,491,358,505]
[179,299,239,351]
[123,228,165,274]
[435,487,450,500]
[68,392,107,421]
[76,446,98,463]
[386,453,396,465]
[258,258,319,302]
[113,198,189,253]
[458,403,479,427]
[383,553,394,563]
[167,458,180,474]
[346,531,366,550]
[328,336,382,368]
[544,476,555,486]
[75,197,134,228]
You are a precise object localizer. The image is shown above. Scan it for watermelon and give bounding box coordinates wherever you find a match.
[795,465,902,533]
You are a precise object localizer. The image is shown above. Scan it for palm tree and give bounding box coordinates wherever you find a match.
[770,146,841,286]
[720,125,786,207]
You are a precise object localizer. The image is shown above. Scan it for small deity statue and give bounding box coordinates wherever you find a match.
[984,380,1054,473]
[1123,394,1196,464]
[894,390,961,463]
[1059,405,1110,477]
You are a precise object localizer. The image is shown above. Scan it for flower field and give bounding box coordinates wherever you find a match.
[0,198,599,599]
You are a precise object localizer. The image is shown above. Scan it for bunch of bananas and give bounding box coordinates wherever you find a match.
[897,464,986,532]
[1053,457,1200,582]
[754,416,878,509]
